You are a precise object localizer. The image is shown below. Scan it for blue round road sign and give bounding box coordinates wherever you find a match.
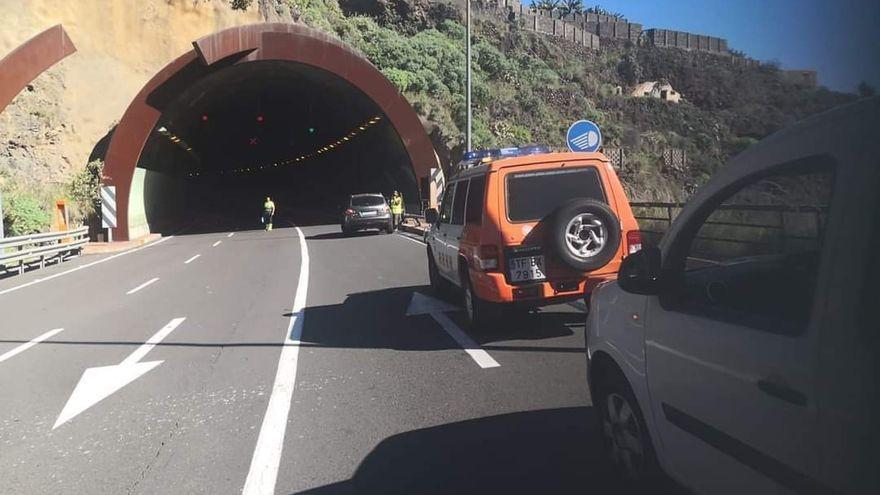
[566,120,602,152]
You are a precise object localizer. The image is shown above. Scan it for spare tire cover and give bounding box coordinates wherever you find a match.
[548,199,621,272]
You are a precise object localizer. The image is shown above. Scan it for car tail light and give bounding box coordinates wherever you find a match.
[475,245,499,271]
[345,208,356,216]
[626,230,642,255]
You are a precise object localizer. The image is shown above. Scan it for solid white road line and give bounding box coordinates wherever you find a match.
[126,277,159,295]
[0,236,173,297]
[227,233,235,238]
[184,254,201,264]
[243,226,309,495]
[431,312,500,368]
[212,240,222,247]
[394,233,425,246]
[0,328,64,364]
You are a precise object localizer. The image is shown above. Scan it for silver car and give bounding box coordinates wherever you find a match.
[341,194,393,235]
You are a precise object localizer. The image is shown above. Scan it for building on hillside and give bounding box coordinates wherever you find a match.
[779,70,818,88]
[631,81,682,103]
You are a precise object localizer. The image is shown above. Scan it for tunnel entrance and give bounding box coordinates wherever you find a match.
[103,23,437,240]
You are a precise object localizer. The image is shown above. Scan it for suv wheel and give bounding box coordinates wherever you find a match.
[549,199,621,271]
[595,370,660,484]
[427,249,450,297]
[462,272,493,330]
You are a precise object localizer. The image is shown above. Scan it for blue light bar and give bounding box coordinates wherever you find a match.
[461,145,550,162]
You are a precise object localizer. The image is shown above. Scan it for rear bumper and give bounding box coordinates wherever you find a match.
[470,270,617,306]
[343,215,392,229]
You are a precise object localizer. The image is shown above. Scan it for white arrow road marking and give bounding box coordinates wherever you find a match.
[243,227,309,495]
[126,277,159,295]
[184,254,201,264]
[406,292,500,369]
[0,328,64,364]
[53,317,186,429]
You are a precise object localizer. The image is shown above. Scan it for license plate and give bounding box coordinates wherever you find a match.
[508,255,546,282]
[360,211,377,217]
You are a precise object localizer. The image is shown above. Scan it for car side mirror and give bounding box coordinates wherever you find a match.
[425,208,439,224]
[618,247,663,295]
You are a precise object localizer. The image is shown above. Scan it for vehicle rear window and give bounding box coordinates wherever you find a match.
[505,167,605,222]
[351,196,385,207]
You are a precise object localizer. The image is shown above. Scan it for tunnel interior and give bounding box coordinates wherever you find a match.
[135,60,419,233]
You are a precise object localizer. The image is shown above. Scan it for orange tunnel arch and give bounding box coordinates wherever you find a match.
[103,23,437,241]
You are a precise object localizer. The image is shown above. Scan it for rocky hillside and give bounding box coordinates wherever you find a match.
[0,0,860,234]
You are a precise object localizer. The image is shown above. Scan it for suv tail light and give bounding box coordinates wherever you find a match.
[626,230,643,255]
[474,245,499,271]
[345,208,356,216]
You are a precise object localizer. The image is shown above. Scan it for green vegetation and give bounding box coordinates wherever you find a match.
[66,159,104,224]
[2,191,51,237]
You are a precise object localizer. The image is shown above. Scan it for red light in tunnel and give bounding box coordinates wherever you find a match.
[201,115,209,122]
[249,137,258,146]
[256,115,264,123]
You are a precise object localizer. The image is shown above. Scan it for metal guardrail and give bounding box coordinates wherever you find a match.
[0,227,89,276]
[630,201,826,248]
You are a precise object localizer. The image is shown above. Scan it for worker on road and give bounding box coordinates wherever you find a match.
[262,197,276,231]
[390,190,404,230]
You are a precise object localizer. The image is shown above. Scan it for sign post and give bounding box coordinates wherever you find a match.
[0,189,5,239]
[566,120,603,153]
[100,185,117,242]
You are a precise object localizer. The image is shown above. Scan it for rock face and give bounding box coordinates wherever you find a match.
[0,0,264,187]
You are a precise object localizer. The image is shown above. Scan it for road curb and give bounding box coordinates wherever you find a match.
[83,233,163,254]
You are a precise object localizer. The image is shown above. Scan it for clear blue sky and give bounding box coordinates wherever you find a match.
[530,0,880,92]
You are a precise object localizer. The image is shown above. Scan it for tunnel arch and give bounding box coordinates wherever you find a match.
[103,23,437,241]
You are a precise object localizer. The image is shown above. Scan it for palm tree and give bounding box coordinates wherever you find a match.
[534,0,562,14]
[558,0,585,17]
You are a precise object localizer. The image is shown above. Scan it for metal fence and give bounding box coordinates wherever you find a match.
[0,227,89,276]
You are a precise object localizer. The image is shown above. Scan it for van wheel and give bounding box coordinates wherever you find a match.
[462,272,493,330]
[595,369,661,484]
[549,199,621,272]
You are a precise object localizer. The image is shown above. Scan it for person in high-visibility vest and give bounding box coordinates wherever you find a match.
[390,190,404,230]
[262,197,276,231]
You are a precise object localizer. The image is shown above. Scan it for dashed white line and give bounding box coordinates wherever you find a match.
[0,236,173,297]
[184,254,201,264]
[212,240,222,247]
[0,328,65,364]
[227,233,235,238]
[126,277,159,295]
[242,226,309,495]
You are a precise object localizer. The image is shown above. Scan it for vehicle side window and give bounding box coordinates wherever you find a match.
[465,175,486,225]
[675,157,834,335]
[451,179,469,225]
[439,182,455,224]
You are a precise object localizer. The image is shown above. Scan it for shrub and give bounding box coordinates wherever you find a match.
[66,159,104,223]
[2,191,50,237]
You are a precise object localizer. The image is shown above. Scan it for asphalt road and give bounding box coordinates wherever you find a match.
[0,218,674,494]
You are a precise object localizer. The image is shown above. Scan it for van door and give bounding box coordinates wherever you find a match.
[644,158,835,494]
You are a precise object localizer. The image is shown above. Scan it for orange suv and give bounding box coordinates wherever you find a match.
[424,146,640,328]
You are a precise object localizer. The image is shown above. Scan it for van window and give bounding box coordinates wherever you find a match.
[451,179,469,225]
[439,183,455,223]
[465,175,486,225]
[678,157,834,334]
[505,167,605,222]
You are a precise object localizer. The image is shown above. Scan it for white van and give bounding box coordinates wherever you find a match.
[585,98,879,494]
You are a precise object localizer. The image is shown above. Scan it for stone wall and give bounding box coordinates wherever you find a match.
[476,0,600,49]
[643,28,728,54]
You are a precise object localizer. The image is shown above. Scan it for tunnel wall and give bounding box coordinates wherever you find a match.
[129,167,186,238]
